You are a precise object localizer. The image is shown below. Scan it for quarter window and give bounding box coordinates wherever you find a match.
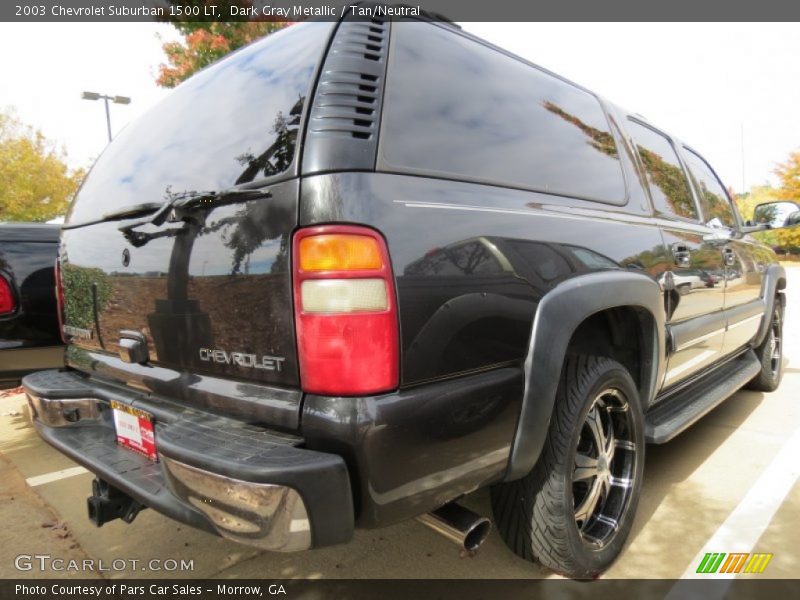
[626,120,698,221]
[381,22,627,203]
[682,148,737,229]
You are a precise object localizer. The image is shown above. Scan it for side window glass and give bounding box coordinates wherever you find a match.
[682,149,737,229]
[382,22,627,204]
[626,120,698,221]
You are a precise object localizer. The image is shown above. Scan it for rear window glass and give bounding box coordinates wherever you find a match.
[68,21,333,224]
[380,22,627,203]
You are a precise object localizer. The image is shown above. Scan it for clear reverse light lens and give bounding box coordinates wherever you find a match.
[301,279,388,313]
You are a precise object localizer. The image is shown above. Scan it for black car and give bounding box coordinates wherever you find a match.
[0,223,63,388]
[23,14,792,578]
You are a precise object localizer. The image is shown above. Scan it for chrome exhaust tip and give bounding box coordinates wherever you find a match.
[417,502,492,556]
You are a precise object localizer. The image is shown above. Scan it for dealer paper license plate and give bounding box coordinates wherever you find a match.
[111,401,157,461]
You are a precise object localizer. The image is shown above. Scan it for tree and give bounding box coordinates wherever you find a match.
[0,110,85,222]
[775,151,800,201]
[773,151,800,253]
[156,1,289,88]
[733,180,800,255]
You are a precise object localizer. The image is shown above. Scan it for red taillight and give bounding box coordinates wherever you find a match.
[293,225,399,396]
[0,274,15,315]
[55,257,66,342]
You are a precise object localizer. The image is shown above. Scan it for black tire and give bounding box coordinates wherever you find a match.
[491,355,645,578]
[746,298,784,392]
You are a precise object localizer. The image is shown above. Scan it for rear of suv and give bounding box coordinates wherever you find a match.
[24,11,788,578]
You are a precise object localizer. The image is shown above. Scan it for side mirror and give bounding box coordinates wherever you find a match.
[751,200,800,230]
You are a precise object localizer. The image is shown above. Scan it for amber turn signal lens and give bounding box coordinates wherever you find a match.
[299,234,383,272]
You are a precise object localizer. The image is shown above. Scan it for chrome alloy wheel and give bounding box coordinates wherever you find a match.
[572,388,637,548]
[769,309,782,378]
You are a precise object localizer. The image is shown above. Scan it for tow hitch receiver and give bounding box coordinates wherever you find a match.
[87,478,145,527]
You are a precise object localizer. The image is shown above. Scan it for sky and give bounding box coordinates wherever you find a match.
[0,23,180,169]
[0,22,798,193]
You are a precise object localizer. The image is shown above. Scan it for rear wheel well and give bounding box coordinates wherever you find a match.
[565,306,656,408]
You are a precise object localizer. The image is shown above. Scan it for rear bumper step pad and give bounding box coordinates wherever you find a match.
[22,369,354,550]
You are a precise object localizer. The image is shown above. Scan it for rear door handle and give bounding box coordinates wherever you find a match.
[723,247,736,266]
[671,243,691,266]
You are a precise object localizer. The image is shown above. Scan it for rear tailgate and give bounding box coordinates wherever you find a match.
[61,181,300,386]
[59,22,336,416]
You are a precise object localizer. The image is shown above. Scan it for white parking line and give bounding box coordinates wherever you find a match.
[667,426,800,596]
[26,466,89,487]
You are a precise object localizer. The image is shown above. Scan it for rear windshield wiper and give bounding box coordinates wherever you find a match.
[62,202,164,230]
[118,187,271,247]
[61,187,270,233]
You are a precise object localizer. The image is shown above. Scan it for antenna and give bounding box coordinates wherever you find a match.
[740,123,746,193]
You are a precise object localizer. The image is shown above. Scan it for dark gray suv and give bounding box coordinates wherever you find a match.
[23,12,792,577]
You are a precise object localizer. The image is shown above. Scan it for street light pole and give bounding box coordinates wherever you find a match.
[103,96,112,143]
[81,91,131,143]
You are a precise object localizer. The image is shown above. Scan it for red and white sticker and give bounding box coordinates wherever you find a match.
[111,401,157,461]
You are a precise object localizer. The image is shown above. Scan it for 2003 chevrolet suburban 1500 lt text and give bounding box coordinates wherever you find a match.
[23,12,795,578]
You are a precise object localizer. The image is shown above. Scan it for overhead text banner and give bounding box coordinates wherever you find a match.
[3,0,800,22]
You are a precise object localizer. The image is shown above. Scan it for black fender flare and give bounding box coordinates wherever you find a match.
[504,270,666,481]
[753,263,787,346]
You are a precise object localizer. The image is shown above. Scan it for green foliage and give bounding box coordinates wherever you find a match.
[696,186,735,227]
[733,185,779,221]
[0,109,85,222]
[735,184,800,254]
[637,146,696,218]
[753,202,779,224]
[772,152,800,253]
[156,1,288,88]
[775,151,800,201]
[61,263,112,329]
[542,101,618,158]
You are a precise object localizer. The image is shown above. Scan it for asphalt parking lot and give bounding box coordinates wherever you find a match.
[1,266,798,581]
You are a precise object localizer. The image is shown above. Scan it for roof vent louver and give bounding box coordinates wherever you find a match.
[302,17,391,173]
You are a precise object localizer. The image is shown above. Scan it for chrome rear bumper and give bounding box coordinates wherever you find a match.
[162,457,311,552]
[23,369,354,551]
